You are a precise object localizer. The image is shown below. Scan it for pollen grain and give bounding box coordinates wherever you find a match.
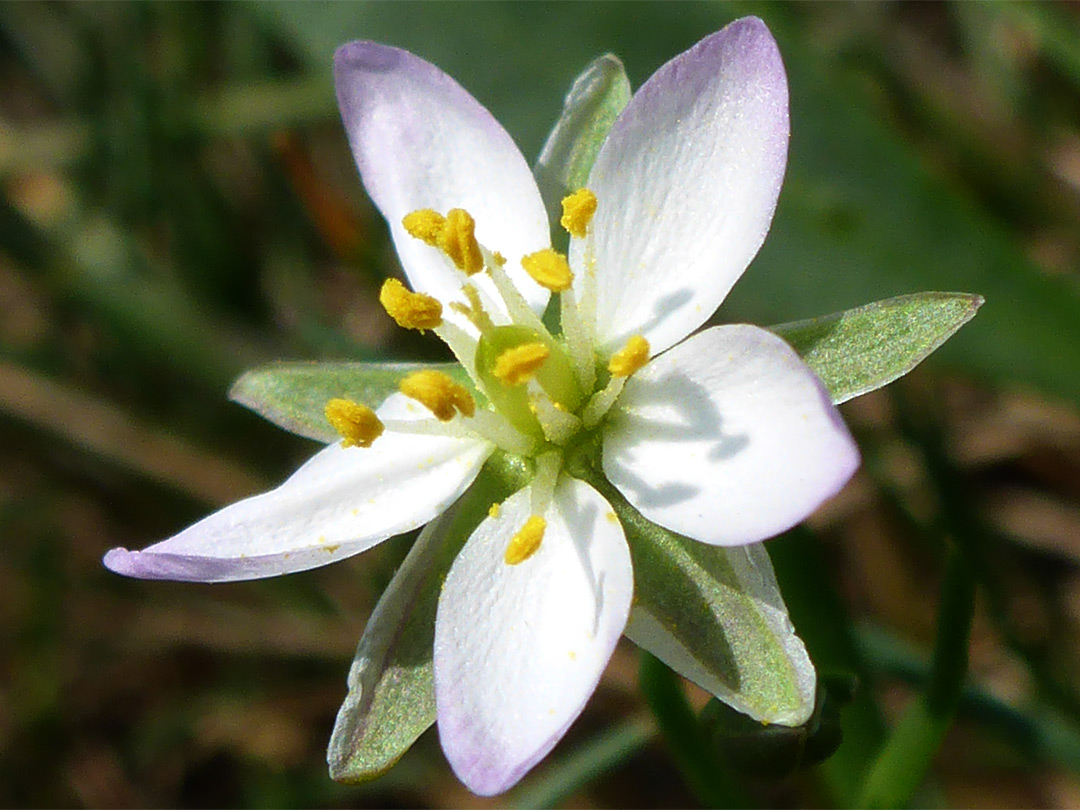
[504,515,546,565]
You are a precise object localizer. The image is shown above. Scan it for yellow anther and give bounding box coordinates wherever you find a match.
[325,398,384,448]
[438,208,484,275]
[399,370,476,422]
[379,278,443,331]
[493,342,550,386]
[402,209,446,246]
[608,334,651,377]
[521,248,573,292]
[504,515,546,565]
[560,188,597,237]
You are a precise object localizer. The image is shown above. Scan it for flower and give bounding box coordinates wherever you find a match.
[104,17,859,796]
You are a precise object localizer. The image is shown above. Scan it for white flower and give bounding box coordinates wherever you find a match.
[104,17,859,796]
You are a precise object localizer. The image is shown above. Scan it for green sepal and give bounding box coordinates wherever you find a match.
[327,452,530,783]
[534,53,631,251]
[770,292,983,404]
[580,470,816,727]
[229,361,476,442]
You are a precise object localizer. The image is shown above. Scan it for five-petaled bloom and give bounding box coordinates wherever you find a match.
[105,17,859,796]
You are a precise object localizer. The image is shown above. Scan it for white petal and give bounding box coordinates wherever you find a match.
[434,477,632,795]
[103,395,492,582]
[603,325,858,546]
[573,17,789,356]
[334,41,550,319]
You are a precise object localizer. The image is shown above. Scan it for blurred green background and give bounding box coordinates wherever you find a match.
[2,2,1080,807]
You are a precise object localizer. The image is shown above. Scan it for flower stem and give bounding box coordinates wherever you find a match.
[639,651,751,808]
[857,544,976,808]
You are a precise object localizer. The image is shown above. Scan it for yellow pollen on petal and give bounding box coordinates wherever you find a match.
[504,515,546,565]
[379,278,443,331]
[488,502,501,518]
[402,208,446,246]
[325,398,384,448]
[399,370,476,421]
[521,248,573,292]
[608,334,651,377]
[492,341,550,386]
[560,188,597,237]
[438,208,484,275]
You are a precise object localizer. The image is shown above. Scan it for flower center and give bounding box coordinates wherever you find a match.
[324,190,650,563]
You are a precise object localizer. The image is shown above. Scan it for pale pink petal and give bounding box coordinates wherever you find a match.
[103,395,491,582]
[335,41,549,318]
[434,477,632,795]
[603,325,858,545]
[573,17,789,356]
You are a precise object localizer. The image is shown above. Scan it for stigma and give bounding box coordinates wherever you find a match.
[325,398,384,448]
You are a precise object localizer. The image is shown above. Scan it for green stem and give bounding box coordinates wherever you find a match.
[858,545,975,808]
[639,652,751,809]
[859,623,1080,775]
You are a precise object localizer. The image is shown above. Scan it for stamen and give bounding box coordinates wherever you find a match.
[521,248,573,292]
[482,246,547,334]
[608,334,651,377]
[530,450,562,516]
[492,342,549,386]
[560,188,597,238]
[325,398,383,448]
[379,278,443,331]
[399,370,475,421]
[438,208,484,275]
[581,377,626,428]
[464,408,538,456]
[559,288,596,393]
[452,284,497,333]
[402,209,446,246]
[528,381,583,445]
[504,515,546,565]
[381,409,536,457]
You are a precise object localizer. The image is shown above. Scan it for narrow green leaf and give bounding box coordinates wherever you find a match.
[583,472,815,727]
[229,361,475,442]
[770,292,983,404]
[534,54,630,249]
[327,454,530,783]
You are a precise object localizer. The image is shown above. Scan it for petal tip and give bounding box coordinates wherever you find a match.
[332,39,398,73]
[102,546,136,576]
